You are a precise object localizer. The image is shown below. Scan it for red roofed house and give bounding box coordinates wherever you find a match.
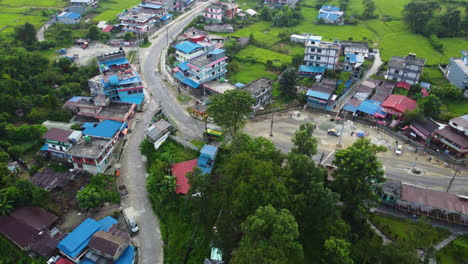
[171,159,198,194]
[41,128,82,159]
[396,81,411,90]
[0,207,61,255]
[381,94,417,118]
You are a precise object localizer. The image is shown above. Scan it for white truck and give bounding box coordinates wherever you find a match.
[122,208,139,234]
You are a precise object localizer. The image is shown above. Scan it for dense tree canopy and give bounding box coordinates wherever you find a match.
[279,67,298,99]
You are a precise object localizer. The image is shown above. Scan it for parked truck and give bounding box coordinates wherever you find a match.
[122,208,139,234]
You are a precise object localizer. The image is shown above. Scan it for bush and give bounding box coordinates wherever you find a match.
[428,34,443,52]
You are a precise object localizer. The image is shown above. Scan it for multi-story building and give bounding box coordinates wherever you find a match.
[264,0,299,9]
[89,50,145,106]
[385,53,425,85]
[66,135,115,174]
[41,128,82,159]
[185,49,228,87]
[243,78,273,110]
[204,2,224,24]
[68,0,98,15]
[143,0,182,12]
[432,115,468,157]
[446,51,468,91]
[223,3,238,19]
[303,35,341,70]
[174,41,205,62]
[119,8,157,33]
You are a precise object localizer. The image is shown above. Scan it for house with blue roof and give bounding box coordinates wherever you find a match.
[198,145,218,175]
[344,53,365,80]
[83,120,126,139]
[58,217,135,264]
[356,100,386,117]
[89,50,145,108]
[317,6,344,25]
[69,0,97,15]
[175,41,205,62]
[57,12,81,24]
[305,80,338,110]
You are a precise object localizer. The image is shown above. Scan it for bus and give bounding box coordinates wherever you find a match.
[205,129,223,141]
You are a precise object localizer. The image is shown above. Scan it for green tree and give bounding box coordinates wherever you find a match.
[279,67,297,99]
[260,6,272,21]
[332,138,386,219]
[292,54,303,67]
[0,152,9,163]
[403,107,423,124]
[223,38,239,57]
[124,32,134,41]
[361,0,376,19]
[13,22,37,46]
[207,89,255,136]
[379,242,419,264]
[323,237,354,264]
[87,25,101,40]
[0,191,14,216]
[421,94,442,118]
[291,122,317,157]
[77,186,103,209]
[402,0,440,35]
[231,205,304,264]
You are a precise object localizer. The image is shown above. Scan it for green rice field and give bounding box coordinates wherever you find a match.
[92,0,140,22]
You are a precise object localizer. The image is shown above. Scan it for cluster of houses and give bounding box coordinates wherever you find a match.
[40,50,143,175]
[0,206,136,264]
[57,0,98,24]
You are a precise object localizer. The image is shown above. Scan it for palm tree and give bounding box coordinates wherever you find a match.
[0,193,14,216]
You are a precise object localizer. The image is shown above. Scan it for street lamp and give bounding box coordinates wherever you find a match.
[446,166,462,192]
[270,113,274,137]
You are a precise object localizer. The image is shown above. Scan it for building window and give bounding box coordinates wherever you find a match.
[309,55,314,60]
[394,69,400,74]
[317,49,322,53]
[317,56,321,60]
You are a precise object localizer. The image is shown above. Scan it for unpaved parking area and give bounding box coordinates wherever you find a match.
[61,42,137,66]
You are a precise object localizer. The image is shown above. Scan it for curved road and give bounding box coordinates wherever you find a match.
[120,2,210,264]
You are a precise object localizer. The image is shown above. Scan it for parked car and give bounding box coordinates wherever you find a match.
[395,145,403,155]
[122,208,139,234]
[328,129,340,137]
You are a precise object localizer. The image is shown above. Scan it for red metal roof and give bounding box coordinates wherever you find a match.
[381,94,417,114]
[56,258,74,264]
[171,159,198,194]
[102,25,114,32]
[401,184,468,215]
[396,81,411,90]
[42,128,73,142]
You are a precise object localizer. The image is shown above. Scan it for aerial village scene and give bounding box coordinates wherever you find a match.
[0,0,467,263]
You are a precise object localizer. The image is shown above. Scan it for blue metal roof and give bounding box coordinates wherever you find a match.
[118,75,142,85]
[318,12,340,21]
[82,122,95,128]
[235,82,245,88]
[98,216,118,231]
[100,57,129,68]
[79,259,95,264]
[58,218,103,258]
[185,0,194,4]
[208,49,225,55]
[299,65,326,74]
[420,82,431,89]
[306,90,331,100]
[175,41,203,54]
[115,245,135,264]
[357,100,382,115]
[58,12,81,19]
[83,120,124,138]
[174,71,200,88]
[343,104,359,113]
[160,14,173,21]
[178,61,189,71]
[200,145,218,158]
[139,3,162,9]
[119,94,144,105]
[40,144,48,151]
[321,5,340,11]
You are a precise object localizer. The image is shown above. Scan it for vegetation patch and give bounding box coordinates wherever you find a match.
[435,235,468,264]
[0,236,45,264]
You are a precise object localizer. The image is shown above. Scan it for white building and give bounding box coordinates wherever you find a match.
[386,54,426,85]
[303,35,341,70]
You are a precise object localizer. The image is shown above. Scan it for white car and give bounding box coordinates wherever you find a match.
[395,145,403,155]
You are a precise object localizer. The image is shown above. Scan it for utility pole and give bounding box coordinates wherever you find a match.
[446,167,461,192]
[270,113,274,137]
[166,26,169,46]
[337,111,347,147]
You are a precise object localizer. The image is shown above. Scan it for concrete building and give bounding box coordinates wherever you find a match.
[264,0,299,9]
[56,12,81,24]
[174,41,205,63]
[386,53,425,85]
[303,35,341,70]
[305,79,337,110]
[446,51,468,91]
[344,53,365,80]
[119,8,157,33]
[181,49,228,88]
[203,81,236,95]
[317,5,344,24]
[204,2,224,24]
[341,41,370,58]
[143,0,182,12]
[68,0,97,15]
[89,50,145,106]
[432,115,468,157]
[41,128,82,160]
[243,78,273,110]
[66,136,115,174]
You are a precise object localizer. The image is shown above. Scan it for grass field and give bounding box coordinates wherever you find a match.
[435,235,468,264]
[229,61,277,84]
[236,45,293,65]
[92,0,140,21]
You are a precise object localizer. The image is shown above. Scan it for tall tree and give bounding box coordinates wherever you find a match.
[421,94,442,118]
[231,205,304,264]
[361,0,376,19]
[291,122,317,157]
[402,0,440,34]
[0,191,13,216]
[279,67,298,99]
[87,25,101,40]
[13,22,37,46]
[332,138,386,219]
[323,237,354,264]
[207,89,255,136]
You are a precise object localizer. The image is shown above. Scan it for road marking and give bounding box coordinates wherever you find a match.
[322,150,335,164]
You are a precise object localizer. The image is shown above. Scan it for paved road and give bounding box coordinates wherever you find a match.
[119,2,212,264]
[36,20,53,42]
